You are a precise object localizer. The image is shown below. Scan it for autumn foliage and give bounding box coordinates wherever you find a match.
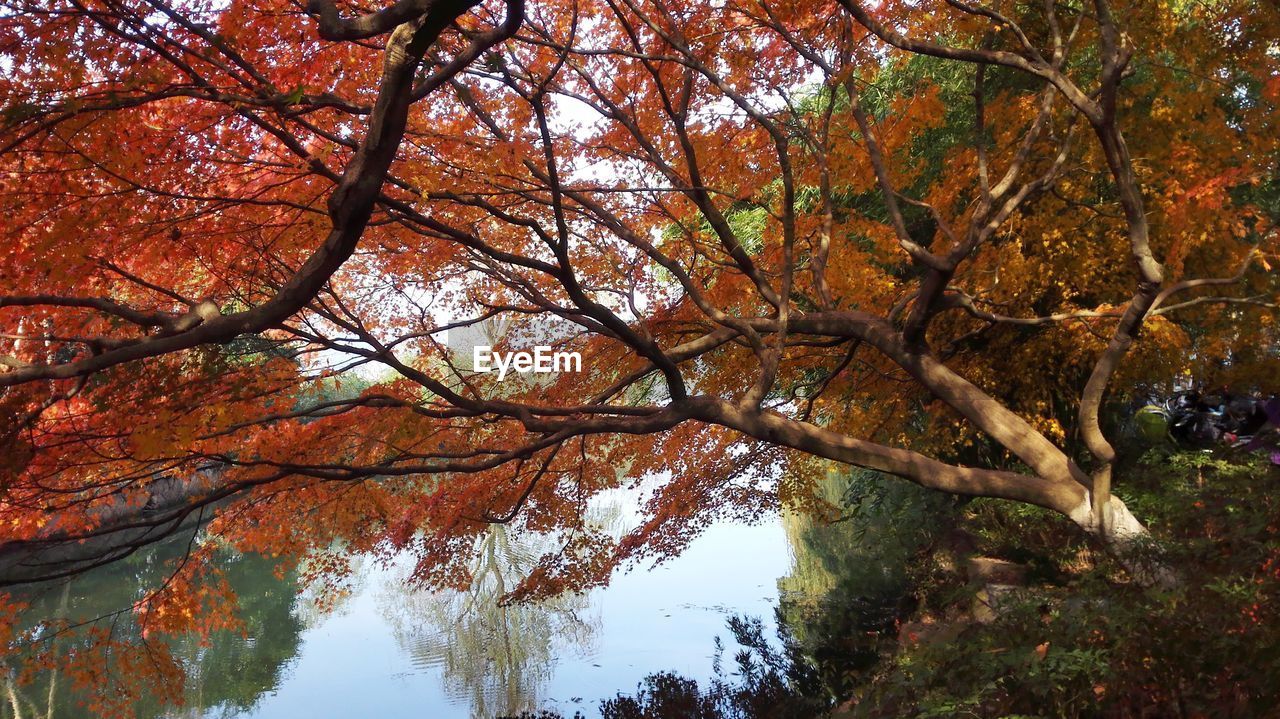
[1,0,1279,706]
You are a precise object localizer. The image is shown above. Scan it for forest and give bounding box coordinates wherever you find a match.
[1,0,1278,715]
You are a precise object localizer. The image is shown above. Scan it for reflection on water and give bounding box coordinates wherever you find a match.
[1,539,303,719]
[378,526,599,718]
[1,508,791,718]
[773,467,948,702]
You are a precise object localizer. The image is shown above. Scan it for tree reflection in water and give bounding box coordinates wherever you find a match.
[2,490,629,718]
[774,466,945,702]
[1,531,303,719]
[563,465,947,719]
[378,523,603,719]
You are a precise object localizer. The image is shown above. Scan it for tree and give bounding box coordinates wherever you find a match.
[1,0,1278,609]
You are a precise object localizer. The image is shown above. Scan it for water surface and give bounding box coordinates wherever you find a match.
[4,514,791,719]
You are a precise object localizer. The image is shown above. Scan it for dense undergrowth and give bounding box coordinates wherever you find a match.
[859,448,1280,718]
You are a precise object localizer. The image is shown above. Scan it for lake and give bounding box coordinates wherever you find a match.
[2,512,794,719]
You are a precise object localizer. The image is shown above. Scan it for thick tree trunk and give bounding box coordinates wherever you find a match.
[1068,493,1146,543]
[1068,493,1177,588]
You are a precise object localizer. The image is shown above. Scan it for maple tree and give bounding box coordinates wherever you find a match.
[1,0,1278,648]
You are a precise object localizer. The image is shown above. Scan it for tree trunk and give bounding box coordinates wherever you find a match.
[1068,493,1177,588]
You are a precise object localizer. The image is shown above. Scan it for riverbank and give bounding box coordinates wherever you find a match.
[570,448,1280,718]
